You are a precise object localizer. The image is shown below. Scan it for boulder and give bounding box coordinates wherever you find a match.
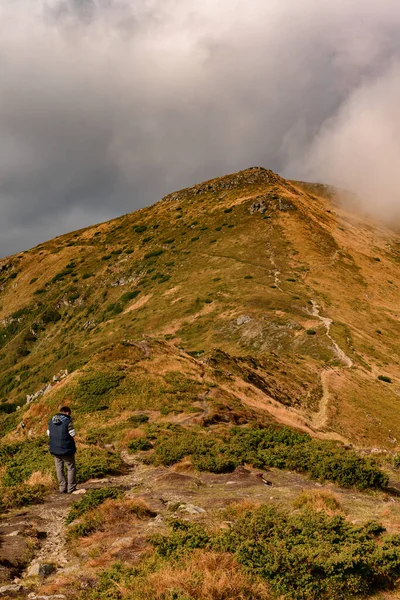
[27,562,55,577]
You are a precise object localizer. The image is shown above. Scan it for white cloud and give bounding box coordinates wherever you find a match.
[0,0,400,255]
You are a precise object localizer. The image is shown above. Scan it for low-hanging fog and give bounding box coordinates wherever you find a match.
[1,0,400,256]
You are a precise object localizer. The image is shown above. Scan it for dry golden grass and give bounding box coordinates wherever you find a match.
[146,550,271,600]
[124,428,146,442]
[294,489,344,516]
[99,497,156,523]
[26,470,54,489]
[222,500,262,522]
[171,457,194,473]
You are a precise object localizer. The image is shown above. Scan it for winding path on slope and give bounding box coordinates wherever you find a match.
[310,301,353,430]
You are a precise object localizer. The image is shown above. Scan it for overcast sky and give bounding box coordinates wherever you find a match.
[1,0,400,257]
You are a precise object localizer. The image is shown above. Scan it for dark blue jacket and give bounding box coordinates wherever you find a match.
[48,413,76,456]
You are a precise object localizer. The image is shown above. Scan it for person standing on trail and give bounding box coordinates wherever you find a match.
[47,406,77,494]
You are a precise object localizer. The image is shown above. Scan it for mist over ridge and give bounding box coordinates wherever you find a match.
[1,0,400,255]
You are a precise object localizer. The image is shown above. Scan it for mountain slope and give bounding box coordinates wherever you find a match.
[0,166,399,448]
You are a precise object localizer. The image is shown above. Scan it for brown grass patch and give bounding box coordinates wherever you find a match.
[26,470,54,489]
[99,498,157,524]
[124,428,147,442]
[147,550,270,600]
[294,489,344,516]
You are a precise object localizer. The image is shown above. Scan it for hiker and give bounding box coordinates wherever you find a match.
[47,406,77,494]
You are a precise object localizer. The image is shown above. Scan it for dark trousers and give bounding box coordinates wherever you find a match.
[53,454,76,493]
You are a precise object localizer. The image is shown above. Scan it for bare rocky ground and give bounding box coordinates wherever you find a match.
[1,453,400,599]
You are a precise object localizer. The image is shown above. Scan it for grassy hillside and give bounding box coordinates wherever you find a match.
[1,167,400,600]
[0,166,398,448]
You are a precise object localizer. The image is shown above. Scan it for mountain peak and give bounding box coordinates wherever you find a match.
[162,166,287,204]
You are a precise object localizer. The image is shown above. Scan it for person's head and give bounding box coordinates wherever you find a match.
[59,406,71,416]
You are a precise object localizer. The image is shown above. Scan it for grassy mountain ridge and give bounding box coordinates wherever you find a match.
[2,167,400,599]
[0,166,398,449]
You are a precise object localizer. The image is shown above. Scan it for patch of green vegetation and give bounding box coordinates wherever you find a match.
[75,372,125,413]
[52,268,74,283]
[152,505,400,600]
[0,437,51,486]
[144,249,164,259]
[42,308,61,324]
[66,487,123,524]
[106,302,124,315]
[76,447,124,482]
[67,512,104,540]
[29,277,38,284]
[244,275,253,280]
[134,225,148,233]
[128,438,152,452]
[102,254,112,261]
[120,290,141,303]
[378,375,392,383]
[0,483,46,511]
[306,329,317,335]
[0,403,19,414]
[149,426,387,490]
[128,414,149,426]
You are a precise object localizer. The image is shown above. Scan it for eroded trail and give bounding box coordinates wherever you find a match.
[310,301,353,430]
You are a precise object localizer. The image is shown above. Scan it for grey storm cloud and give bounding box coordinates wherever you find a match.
[1,0,400,256]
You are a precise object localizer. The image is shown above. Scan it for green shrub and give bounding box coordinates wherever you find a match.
[158,275,171,284]
[306,329,317,335]
[134,225,148,233]
[52,269,73,282]
[151,506,400,599]
[142,237,152,244]
[1,437,52,486]
[120,290,141,303]
[82,273,93,279]
[102,254,112,261]
[75,372,124,413]
[34,288,46,295]
[220,505,400,599]
[106,302,124,315]
[0,403,19,414]
[150,426,387,490]
[29,277,38,284]
[128,438,152,452]
[144,249,164,259]
[378,375,392,383]
[9,273,17,279]
[152,520,211,558]
[42,308,61,324]
[163,238,175,244]
[67,512,104,540]
[66,487,123,524]
[0,483,46,511]
[76,447,124,483]
[244,275,253,280]
[128,414,149,425]
[224,208,233,213]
